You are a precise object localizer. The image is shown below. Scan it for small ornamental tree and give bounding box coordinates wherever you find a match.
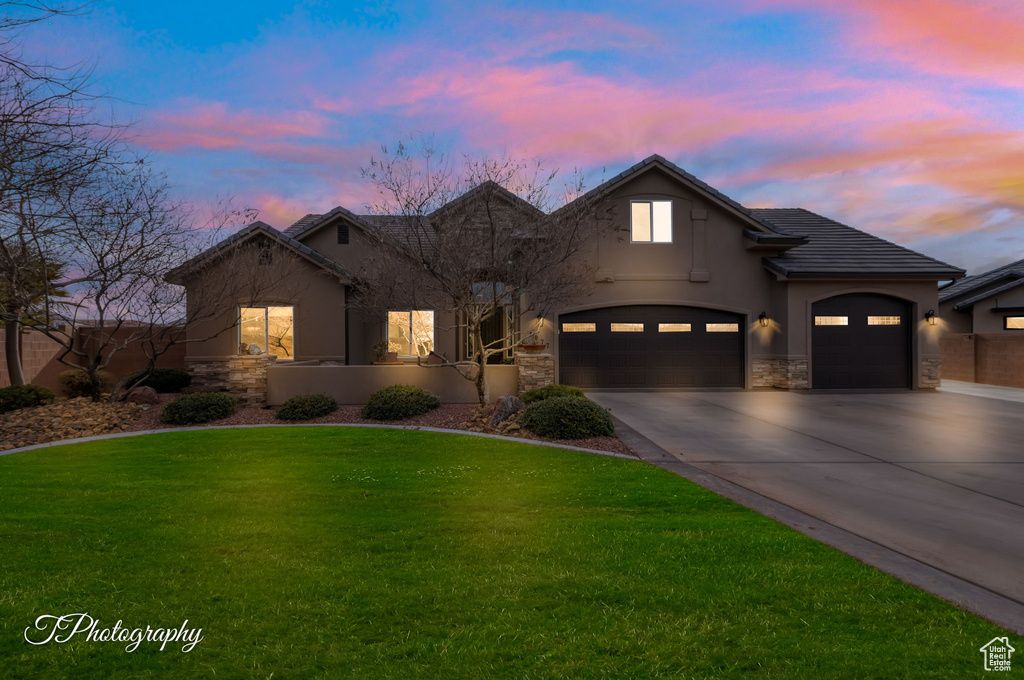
[353,141,611,405]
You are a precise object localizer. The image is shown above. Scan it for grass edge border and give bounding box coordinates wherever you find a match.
[0,423,638,460]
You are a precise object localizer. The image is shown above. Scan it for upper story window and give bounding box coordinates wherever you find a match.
[630,200,672,243]
[1005,316,1024,330]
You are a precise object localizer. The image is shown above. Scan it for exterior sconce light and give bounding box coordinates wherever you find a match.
[758,311,769,328]
[925,309,937,326]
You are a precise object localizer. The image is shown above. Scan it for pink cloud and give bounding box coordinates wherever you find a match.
[751,0,1024,87]
[139,102,331,152]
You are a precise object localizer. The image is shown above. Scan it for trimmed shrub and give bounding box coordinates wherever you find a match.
[276,393,338,421]
[0,384,56,414]
[58,369,114,398]
[519,396,615,439]
[124,368,192,393]
[362,384,440,421]
[160,392,237,425]
[520,383,585,404]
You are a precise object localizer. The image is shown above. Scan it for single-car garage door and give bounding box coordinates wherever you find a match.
[812,293,911,389]
[558,305,745,388]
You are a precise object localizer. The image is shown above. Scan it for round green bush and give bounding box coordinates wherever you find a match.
[520,383,585,404]
[361,384,440,421]
[0,384,56,414]
[276,393,338,421]
[160,392,238,425]
[125,367,192,393]
[58,369,114,398]
[519,396,615,439]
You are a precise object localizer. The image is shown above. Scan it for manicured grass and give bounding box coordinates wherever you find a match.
[0,428,1008,678]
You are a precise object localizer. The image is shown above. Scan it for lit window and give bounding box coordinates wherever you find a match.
[706,323,739,332]
[868,316,901,326]
[659,323,691,332]
[1006,316,1024,330]
[630,200,672,243]
[815,316,848,326]
[387,310,435,357]
[240,306,294,358]
[562,323,596,332]
[611,323,644,332]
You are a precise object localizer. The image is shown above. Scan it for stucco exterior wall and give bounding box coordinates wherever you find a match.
[971,286,1024,333]
[183,250,347,362]
[265,364,519,405]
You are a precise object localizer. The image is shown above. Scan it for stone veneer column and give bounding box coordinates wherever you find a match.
[779,358,809,389]
[185,355,276,406]
[751,358,774,388]
[515,353,555,394]
[921,356,942,389]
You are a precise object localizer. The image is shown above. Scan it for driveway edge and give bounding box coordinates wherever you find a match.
[613,416,1024,636]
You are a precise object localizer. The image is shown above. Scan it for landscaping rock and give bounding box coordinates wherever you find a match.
[126,386,160,405]
[0,398,142,451]
[487,395,526,428]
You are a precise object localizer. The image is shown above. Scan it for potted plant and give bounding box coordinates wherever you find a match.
[516,340,547,354]
[372,341,402,365]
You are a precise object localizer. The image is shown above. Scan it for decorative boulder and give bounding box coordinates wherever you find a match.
[488,395,526,428]
[125,386,159,405]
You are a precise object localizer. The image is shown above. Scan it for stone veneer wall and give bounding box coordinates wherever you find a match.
[186,355,276,406]
[920,356,942,389]
[515,353,554,393]
[751,357,809,389]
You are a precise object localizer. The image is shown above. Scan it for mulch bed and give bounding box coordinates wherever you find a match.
[3,395,634,457]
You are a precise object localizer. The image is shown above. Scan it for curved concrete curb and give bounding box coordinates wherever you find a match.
[0,423,638,461]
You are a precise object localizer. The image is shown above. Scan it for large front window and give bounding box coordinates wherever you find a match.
[240,306,294,358]
[388,310,435,357]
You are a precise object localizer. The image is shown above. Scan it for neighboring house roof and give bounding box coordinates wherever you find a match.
[938,258,1024,305]
[949,276,1024,311]
[751,209,965,279]
[165,220,352,284]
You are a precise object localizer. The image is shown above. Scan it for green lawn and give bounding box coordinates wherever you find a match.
[0,428,1008,678]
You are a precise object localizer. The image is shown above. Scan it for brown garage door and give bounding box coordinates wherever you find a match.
[558,305,745,388]
[812,293,911,389]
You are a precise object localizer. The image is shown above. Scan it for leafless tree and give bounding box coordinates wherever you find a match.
[0,1,129,384]
[355,141,611,405]
[10,162,313,399]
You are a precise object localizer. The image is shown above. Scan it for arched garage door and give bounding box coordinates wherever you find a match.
[558,305,745,388]
[811,293,911,389]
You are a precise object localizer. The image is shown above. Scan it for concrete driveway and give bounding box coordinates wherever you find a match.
[588,390,1024,607]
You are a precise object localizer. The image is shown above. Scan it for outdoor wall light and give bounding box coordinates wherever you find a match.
[925,309,937,326]
[758,311,769,328]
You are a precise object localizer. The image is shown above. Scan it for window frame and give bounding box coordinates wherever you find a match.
[387,310,437,358]
[238,305,295,361]
[629,199,673,244]
[1004,315,1024,330]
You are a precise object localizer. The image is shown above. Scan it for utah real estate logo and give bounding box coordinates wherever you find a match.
[980,637,1015,672]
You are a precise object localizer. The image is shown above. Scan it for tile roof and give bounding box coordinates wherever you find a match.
[948,276,1024,310]
[166,221,352,283]
[938,258,1024,304]
[751,209,964,279]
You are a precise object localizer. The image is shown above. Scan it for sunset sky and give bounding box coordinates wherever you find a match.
[21,0,1024,273]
